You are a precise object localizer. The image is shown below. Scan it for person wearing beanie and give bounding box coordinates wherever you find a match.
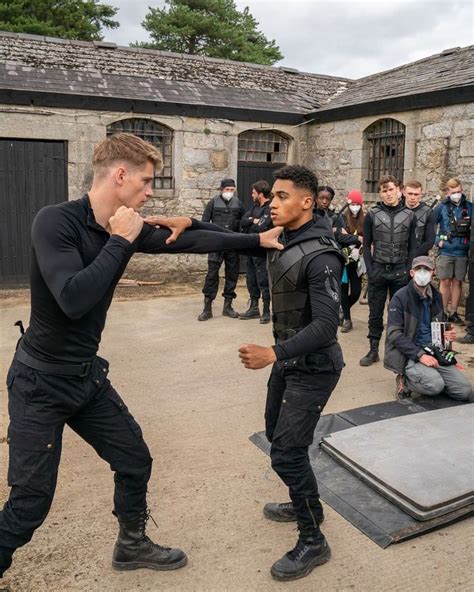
[335,190,365,333]
[197,178,245,321]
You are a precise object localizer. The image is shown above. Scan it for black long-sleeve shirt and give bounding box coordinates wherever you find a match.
[240,200,272,234]
[23,195,259,362]
[272,221,342,360]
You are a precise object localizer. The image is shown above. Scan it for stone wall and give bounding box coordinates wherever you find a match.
[0,103,299,280]
[304,103,474,207]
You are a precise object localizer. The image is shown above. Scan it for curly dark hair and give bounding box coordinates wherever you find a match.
[273,165,319,198]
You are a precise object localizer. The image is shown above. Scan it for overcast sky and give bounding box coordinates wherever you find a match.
[103,0,473,79]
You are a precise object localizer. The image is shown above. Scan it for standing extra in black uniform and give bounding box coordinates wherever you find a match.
[198,178,245,321]
[360,175,417,366]
[239,166,344,582]
[314,185,341,228]
[0,134,282,580]
[403,180,436,256]
[240,180,273,324]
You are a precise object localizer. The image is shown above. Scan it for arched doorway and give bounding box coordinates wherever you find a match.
[237,130,289,211]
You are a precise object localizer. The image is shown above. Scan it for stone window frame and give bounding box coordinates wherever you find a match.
[363,118,406,193]
[106,117,174,190]
[238,129,289,164]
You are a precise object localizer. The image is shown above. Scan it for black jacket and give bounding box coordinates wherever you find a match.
[240,199,272,234]
[384,280,445,374]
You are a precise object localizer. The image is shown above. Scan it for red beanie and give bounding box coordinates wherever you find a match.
[347,189,364,205]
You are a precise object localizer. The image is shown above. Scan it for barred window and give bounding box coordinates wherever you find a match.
[238,130,288,163]
[365,119,405,192]
[106,118,173,189]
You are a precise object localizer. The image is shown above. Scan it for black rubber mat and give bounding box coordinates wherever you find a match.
[250,397,473,548]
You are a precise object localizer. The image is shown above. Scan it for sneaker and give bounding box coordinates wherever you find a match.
[270,536,331,581]
[448,312,464,325]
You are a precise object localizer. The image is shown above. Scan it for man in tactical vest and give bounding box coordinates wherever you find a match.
[403,180,436,256]
[360,175,417,366]
[239,180,273,323]
[198,178,245,321]
[238,165,344,582]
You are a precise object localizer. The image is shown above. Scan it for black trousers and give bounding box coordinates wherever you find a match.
[367,263,409,342]
[341,262,362,321]
[265,344,343,533]
[245,255,270,302]
[202,251,240,300]
[0,356,152,576]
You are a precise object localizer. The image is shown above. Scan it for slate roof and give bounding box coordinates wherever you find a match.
[0,32,349,117]
[0,33,472,121]
[316,45,474,113]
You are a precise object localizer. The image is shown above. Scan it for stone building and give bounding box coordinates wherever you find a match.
[0,32,472,285]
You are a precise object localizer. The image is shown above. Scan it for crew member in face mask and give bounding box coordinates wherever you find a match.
[384,257,473,401]
[435,178,472,325]
[360,176,418,367]
[335,190,365,333]
[198,178,245,321]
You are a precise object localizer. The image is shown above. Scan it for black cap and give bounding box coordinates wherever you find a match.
[220,178,236,189]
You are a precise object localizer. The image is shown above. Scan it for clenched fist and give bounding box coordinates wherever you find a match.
[109,206,144,243]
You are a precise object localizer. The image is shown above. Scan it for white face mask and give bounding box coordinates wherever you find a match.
[414,269,432,287]
[349,204,361,215]
[221,191,234,201]
[449,192,462,204]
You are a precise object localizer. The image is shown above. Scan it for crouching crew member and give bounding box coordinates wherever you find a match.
[384,256,472,401]
[239,165,344,582]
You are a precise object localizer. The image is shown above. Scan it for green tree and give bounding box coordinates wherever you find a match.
[0,0,119,41]
[134,0,283,65]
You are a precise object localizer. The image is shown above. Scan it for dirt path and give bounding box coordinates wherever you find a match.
[1,292,472,591]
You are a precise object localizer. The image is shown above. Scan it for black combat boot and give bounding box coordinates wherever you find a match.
[239,298,260,320]
[112,510,187,572]
[222,298,239,318]
[270,529,331,581]
[359,339,380,366]
[263,501,324,524]
[197,297,213,321]
[260,300,271,324]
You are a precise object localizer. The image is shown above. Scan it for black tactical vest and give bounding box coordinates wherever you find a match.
[211,196,242,231]
[371,206,413,264]
[412,203,430,247]
[267,236,342,342]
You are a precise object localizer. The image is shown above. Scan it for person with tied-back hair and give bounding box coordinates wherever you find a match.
[0,133,282,579]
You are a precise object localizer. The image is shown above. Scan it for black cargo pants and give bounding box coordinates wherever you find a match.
[245,255,270,302]
[0,355,152,576]
[367,262,409,342]
[265,343,344,534]
[202,251,240,300]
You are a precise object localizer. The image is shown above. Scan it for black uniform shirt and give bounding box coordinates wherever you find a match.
[22,196,259,363]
